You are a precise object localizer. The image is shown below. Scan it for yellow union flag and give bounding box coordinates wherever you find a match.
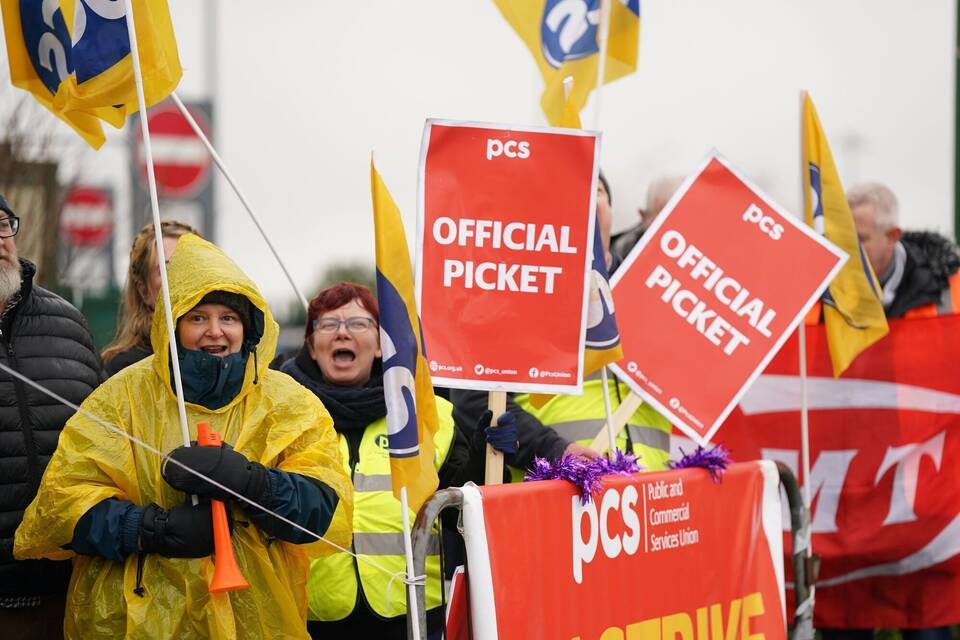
[1,0,181,149]
[802,93,888,376]
[371,160,440,512]
[492,0,640,126]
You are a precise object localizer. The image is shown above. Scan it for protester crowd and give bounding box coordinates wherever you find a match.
[0,175,956,639]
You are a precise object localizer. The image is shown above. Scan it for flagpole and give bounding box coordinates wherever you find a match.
[798,326,812,510]
[123,0,191,451]
[797,89,816,621]
[592,0,612,130]
[567,63,619,457]
[399,486,422,640]
[170,92,310,311]
[797,91,814,517]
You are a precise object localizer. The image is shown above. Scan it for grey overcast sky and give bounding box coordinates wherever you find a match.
[4,0,956,312]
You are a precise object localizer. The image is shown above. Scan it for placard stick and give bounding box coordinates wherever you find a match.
[592,0,612,130]
[600,367,618,458]
[484,391,507,485]
[588,391,642,453]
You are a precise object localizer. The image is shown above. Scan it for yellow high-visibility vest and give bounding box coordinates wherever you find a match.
[307,396,456,621]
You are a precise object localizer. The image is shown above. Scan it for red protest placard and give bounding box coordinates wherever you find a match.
[416,120,598,393]
[461,462,787,640]
[610,152,846,444]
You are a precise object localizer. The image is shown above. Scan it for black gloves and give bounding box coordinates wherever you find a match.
[162,442,268,503]
[476,410,519,455]
[139,501,215,558]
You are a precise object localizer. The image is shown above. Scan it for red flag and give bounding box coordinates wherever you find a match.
[716,315,960,628]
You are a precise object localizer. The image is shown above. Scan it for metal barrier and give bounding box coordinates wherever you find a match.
[407,468,815,640]
[777,463,818,640]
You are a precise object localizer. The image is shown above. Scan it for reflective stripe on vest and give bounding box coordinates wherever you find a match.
[353,532,441,557]
[307,396,456,621]
[626,424,671,452]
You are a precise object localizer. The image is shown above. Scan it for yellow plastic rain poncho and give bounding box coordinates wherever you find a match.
[14,234,353,639]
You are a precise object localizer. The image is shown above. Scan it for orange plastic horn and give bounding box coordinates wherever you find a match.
[196,422,250,593]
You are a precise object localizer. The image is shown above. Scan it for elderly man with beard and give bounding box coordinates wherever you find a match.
[0,195,101,639]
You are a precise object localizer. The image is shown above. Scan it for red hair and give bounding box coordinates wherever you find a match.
[305,282,379,339]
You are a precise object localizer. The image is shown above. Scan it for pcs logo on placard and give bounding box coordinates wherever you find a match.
[486,139,530,160]
[540,0,639,68]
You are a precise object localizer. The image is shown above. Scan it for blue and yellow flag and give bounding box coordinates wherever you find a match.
[802,93,888,376]
[583,215,623,373]
[492,0,640,126]
[371,160,440,513]
[1,0,181,149]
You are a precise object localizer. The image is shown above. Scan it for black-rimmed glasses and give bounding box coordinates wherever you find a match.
[0,216,19,239]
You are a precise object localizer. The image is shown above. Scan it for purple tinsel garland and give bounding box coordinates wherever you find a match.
[524,450,643,505]
[668,443,733,482]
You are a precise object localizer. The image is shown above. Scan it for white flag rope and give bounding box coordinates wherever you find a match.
[169,92,310,312]
[0,361,422,589]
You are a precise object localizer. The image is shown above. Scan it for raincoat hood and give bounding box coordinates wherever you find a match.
[14,234,353,639]
[152,233,271,411]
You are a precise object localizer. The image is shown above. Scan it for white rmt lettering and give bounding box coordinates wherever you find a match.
[763,447,858,533]
[874,431,945,526]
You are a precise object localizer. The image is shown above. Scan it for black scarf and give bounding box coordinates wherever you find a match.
[282,346,386,433]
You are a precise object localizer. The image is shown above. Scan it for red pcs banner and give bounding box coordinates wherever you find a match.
[416,120,598,394]
[461,462,787,640]
[610,153,844,445]
[714,316,960,628]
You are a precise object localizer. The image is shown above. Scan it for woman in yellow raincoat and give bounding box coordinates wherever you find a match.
[14,234,353,639]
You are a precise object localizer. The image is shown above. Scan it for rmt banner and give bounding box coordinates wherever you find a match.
[461,462,787,640]
[609,151,846,444]
[710,316,960,629]
[416,119,598,393]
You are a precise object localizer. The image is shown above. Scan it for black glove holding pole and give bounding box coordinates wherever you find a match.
[475,409,519,455]
[139,501,215,558]
[161,442,268,503]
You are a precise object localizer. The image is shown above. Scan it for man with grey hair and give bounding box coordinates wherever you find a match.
[848,181,960,318]
[821,182,958,640]
[611,174,685,262]
[0,194,101,638]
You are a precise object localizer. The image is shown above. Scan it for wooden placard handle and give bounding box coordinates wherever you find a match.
[588,391,643,453]
[484,391,507,485]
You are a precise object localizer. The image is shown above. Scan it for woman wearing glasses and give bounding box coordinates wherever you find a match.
[280,281,514,639]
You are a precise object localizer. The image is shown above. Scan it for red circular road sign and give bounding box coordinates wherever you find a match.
[61,186,113,248]
[136,103,212,198]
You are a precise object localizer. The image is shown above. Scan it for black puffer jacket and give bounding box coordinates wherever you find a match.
[0,260,101,597]
[887,232,960,318]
